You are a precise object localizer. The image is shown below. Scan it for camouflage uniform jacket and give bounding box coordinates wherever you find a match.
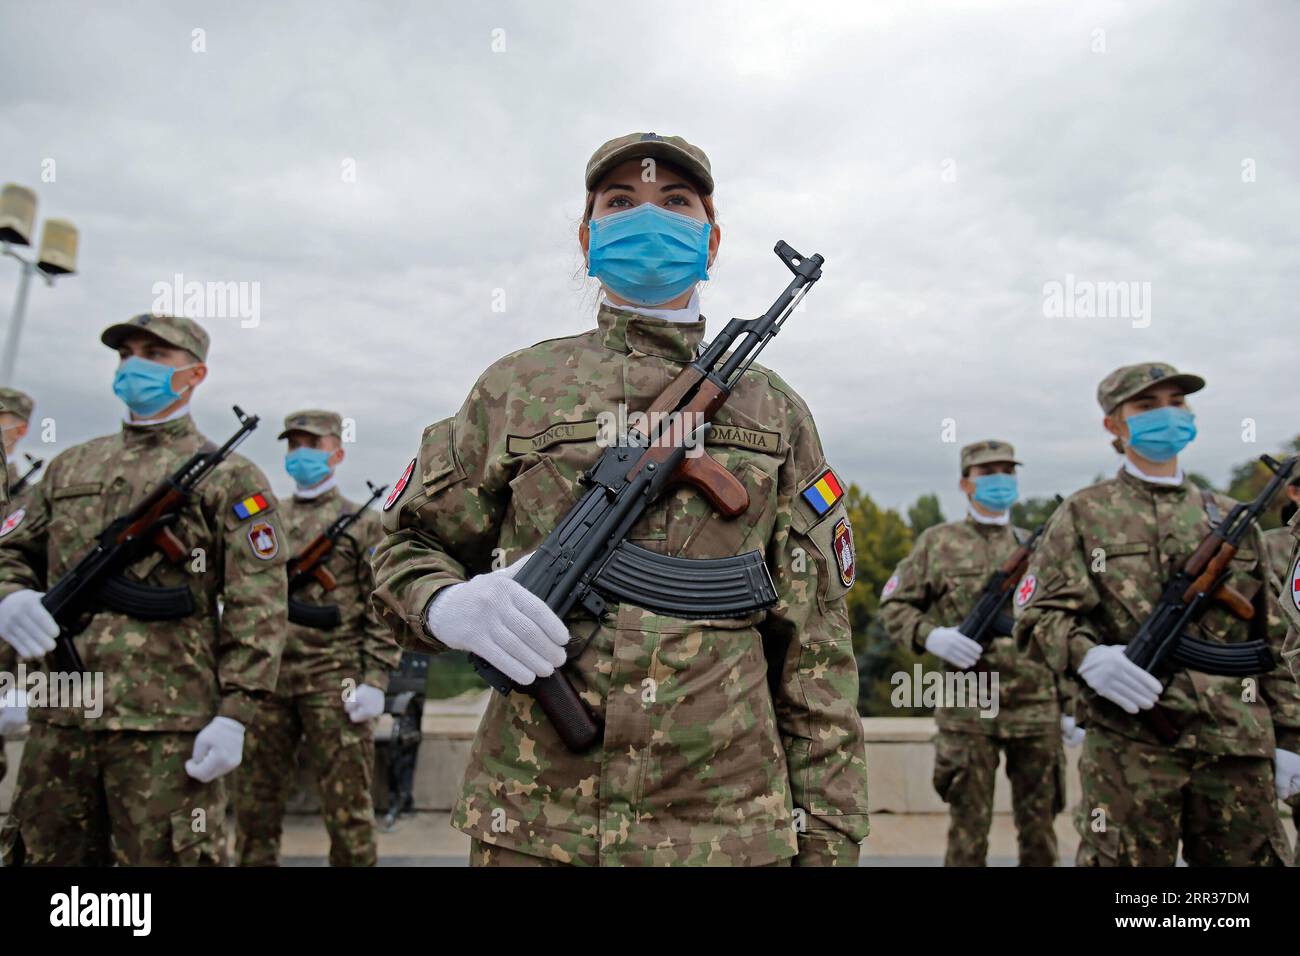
[0,415,289,731]
[277,487,399,696]
[1013,467,1300,755]
[372,303,870,866]
[880,516,1062,735]
[1268,520,1300,686]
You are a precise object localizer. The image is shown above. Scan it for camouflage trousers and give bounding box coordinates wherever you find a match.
[932,729,1064,866]
[3,722,227,866]
[468,838,792,867]
[235,691,377,867]
[1074,728,1291,867]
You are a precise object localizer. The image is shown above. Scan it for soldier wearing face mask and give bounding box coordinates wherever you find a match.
[880,441,1068,866]
[1014,362,1300,866]
[0,387,39,785]
[372,132,869,867]
[234,410,400,867]
[1262,472,1300,861]
[0,313,288,866]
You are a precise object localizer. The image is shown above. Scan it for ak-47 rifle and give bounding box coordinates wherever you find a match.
[957,495,1063,664]
[43,407,260,673]
[1126,454,1297,743]
[8,453,44,497]
[286,479,387,630]
[470,241,823,752]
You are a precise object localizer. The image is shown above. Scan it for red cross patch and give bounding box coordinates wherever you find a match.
[881,573,899,599]
[1015,573,1037,607]
[0,508,24,538]
[1291,556,1300,613]
[384,458,416,511]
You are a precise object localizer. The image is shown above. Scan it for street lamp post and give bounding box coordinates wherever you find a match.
[0,183,78,386]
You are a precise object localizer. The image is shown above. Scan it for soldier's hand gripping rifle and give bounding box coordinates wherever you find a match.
[8,453,44,497]
[41,407,260,673]
[957,495,1062,668]
[470,241,824,753]
[1125,454,1297,743]
[286,479,387,630]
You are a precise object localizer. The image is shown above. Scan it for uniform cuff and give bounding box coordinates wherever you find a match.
[361,669,390,692]
[1274,728,1300,753]
[415,579,465,651]
[911,618,938,655]
[217,691,261,725]
[792,829,861,867]
[1067,632,1098,674]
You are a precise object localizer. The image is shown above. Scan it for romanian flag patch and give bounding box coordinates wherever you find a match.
[233,493,270,521]
[800,468,844,516]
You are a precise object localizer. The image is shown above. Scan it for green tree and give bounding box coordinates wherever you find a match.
[907,493,945,535]
[1225,436,1300,529]
[1010,495,1062,530]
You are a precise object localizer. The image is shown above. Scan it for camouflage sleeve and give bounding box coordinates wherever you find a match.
[0,459,55,601]
[1012,496,1102,676]
[213,458,290,724]
[878,528,937,651]
[356,508,401,690]
[1257,523,1300,750]
[759,413,870,867]
[1274,524,1300,687]
[371,367,512,652]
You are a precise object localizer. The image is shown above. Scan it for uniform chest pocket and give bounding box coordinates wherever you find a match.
[505,455,582,546]
[669,450,780,558]
[943,565,985,603]
[48,483,105,539]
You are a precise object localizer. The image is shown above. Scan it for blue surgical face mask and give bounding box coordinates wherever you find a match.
[112,356,194,418]
[971,473,1018,511]
[1125,406,1196,462]
[587,202,711,307]
[285,447,333,488]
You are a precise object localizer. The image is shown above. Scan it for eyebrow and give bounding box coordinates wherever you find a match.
[600,180,697,194]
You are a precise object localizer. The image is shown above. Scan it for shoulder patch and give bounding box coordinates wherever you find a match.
[1014,572,1037,607]
[384,458,417,511]
[1291,554,1300,613]
[232,492,270,521]
[882,572,899,599]
[800,468,844,517]
[832,516,855,587]
[247,520,279,560]
[0,507,25,538]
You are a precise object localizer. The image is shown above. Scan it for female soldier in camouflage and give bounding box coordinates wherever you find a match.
[372,132,869,866]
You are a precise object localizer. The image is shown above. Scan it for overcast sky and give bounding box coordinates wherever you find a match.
[0,0,1295,520]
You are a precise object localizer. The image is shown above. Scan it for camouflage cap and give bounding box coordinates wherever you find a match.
[277,409,343,441]
[1096,362,1205,414]
[0,387,34,422]
[100,314,210,362]
[585,132,714,196]
[961,440,1022,472]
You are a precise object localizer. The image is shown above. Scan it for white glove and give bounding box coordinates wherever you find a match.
[0,687,28,735]
[1077,644,1162,714]
[184,716,245,782]
[924,626,983,669]
[1275,748,1300,801]
[0,589,58,660]
[1060,714,1086,747]
[426,553,568,686]
[344,683,386,724]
